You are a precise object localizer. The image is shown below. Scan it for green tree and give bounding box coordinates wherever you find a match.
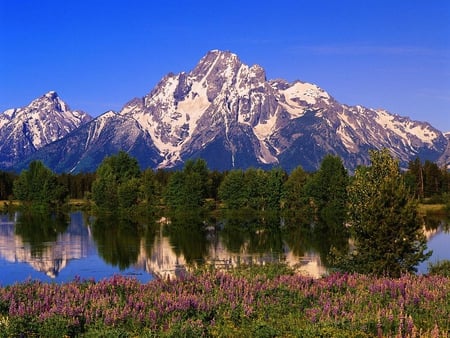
[339,149,431,277]
[92,151,141,210]
[118,177,141,209]
[282,166,309,214]
[140,168,162,208]
[58,172,96,199]
[13,161,67,207]
[244,168,267,210]
[423,160,443,198]
[218,170,247,209]
[163,159,210,211]
[265,167,287,210]
[305,155,349,233]
[405,158,424,199]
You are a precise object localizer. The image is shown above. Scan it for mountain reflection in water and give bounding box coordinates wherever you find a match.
[0,211,329,284]
[1,210,447,285]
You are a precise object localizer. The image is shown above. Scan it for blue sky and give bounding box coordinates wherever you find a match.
[1,0,449,131]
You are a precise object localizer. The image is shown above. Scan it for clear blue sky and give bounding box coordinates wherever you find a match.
[1,0,449,131]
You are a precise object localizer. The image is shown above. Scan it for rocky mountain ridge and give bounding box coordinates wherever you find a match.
[1,50,448,173]
[0,91,92,168]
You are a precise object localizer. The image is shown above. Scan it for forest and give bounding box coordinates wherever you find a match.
[1,151,448,211]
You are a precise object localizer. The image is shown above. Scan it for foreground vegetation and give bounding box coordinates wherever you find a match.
[0,265,449,337]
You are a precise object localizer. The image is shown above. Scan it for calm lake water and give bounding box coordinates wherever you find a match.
[0,210,448,286]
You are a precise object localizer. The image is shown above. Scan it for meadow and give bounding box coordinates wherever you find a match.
[0,265,448,337]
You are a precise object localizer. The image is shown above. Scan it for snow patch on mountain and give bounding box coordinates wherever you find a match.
[254,109,278,141]
[375,109,438,145]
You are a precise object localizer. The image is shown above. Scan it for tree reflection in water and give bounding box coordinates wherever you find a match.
[15,211,69,257]
[220,210,284,256]
[91,213,143,270]
[282,215,350,267]
[164,210,209,265]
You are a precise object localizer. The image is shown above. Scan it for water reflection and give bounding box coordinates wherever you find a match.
[164,211,209,265]
[1,210,448,285]
[0,211,90,279]
[92,214,142,270]
[15,211,69,257]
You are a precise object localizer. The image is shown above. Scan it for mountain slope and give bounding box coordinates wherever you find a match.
[20,110,162,173]
[0,92,92,168]
[5,51,449,173]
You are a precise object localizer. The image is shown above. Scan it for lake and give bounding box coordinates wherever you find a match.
[0,210,448,286]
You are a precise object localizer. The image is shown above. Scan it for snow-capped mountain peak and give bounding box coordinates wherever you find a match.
[110,50,449,171]
[2,50,448,173]
[0,92,92,167]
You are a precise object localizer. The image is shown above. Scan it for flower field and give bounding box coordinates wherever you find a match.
[0,266,449,337]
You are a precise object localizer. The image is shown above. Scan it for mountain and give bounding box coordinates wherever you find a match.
[4,50,449,173]
[0,92,92,168]
[22,110,162,173]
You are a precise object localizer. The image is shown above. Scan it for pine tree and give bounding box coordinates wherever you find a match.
[341,149,431,277]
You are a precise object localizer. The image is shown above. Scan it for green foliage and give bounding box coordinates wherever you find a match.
[13,160,67,207]
[304,155,349,232]
[219,168,286,211]
[265,167,287,210]
[140,168,162,207]
[282,165,309,212]
[164,159,209,211]
[341,149,431,277]
[92,165,119,209]
[218,169,247,209]
[428,260,450,277]
[406,157,449,200]
[243,168,268,210]
[92,151,141,210]
[0,171,16,200]
[58,172,96,199]
[118,177,141,208]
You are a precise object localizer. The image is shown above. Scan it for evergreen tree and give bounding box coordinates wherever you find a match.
[140,168,161,207]
[405,158,424,199]
[423,160,443,198]
[305,155,349,232]
[340,149,431,277]
[265,167,287,210]
[283,165,309,214]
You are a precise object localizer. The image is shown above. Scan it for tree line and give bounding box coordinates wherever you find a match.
[1,152,448,207]
[1,150,449,277]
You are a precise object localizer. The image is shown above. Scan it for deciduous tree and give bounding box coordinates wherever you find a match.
[13,161,67,207]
